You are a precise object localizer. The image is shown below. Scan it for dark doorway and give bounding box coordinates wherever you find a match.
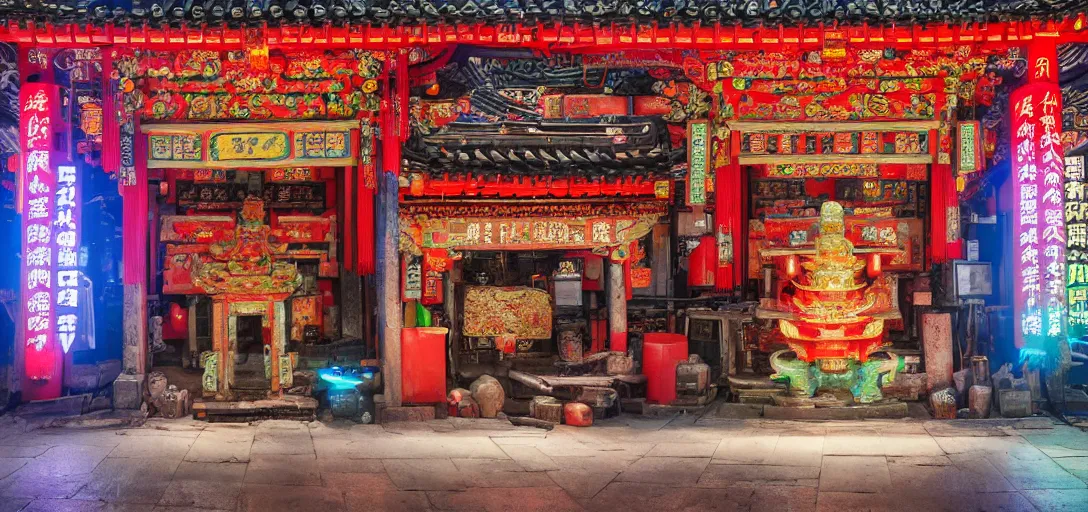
[233,315,269,392]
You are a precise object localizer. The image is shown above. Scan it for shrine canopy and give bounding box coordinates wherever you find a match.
[2,0,1088,50]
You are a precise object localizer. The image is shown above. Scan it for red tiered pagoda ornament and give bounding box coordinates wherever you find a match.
[757,201,902,403]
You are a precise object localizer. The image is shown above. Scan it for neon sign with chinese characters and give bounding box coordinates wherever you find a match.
[1066,155,1088,335]
[55,165,80,354]
[1010,82,1067,349]
[19,84,58,386]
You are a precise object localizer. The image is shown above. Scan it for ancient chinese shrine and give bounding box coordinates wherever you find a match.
[1,1,1088,426]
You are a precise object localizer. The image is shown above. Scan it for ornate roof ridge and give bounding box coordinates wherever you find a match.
[0,0,1082,28]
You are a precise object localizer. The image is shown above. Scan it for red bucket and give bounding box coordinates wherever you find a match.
[642,333,688,405]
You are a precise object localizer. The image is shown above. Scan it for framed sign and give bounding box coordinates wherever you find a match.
[143,120,358,169]
[956,121,983,173]
[687,120,709,206]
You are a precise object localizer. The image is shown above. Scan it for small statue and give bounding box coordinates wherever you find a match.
[149,316,166,354]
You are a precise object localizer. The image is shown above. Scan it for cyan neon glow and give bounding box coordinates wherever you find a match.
[318,367,374,390]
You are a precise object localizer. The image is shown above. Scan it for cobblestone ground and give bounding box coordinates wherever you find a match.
[0,414,1086,512]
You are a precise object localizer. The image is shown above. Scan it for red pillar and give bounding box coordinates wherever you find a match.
[114,117,149,408]
[714,130,742,292]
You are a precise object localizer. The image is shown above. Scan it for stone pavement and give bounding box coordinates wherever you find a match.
[0,413,1086,512]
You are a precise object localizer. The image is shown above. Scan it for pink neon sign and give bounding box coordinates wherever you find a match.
[19,84,58,382]
[1011,82,1067,349]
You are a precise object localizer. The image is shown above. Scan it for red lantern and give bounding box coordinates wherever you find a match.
[164,302,188,340]
[867,253,883,279]
[784,255,800,279]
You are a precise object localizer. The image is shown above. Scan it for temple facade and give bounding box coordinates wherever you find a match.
[1,3,1087,422]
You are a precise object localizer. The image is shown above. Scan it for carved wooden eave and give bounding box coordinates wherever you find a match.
[3,18,1088,52]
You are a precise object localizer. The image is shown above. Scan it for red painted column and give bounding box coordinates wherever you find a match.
[930,89,963,265]
[714,130,742,292]
[115,115,149,408]
[378,51,406,407]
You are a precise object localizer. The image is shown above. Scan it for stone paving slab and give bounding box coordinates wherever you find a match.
[817,490,1039,512]
[546,470,618,498]
[426,487,584,512]
[344,487,432,512]
[1023,489,1088,512]
[818,456,891,493]
[183,427,254,464]
[244,454,320,486]
[698,463,820,488]
[72,457,181,504]
[0,414,1084,511]
[497,445,559,471]
[383,459,468,491]
[615,457,710,486]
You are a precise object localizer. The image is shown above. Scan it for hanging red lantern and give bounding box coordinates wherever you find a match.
[165,302,188,340]
[784,255,800,279]
[867,253,883,279]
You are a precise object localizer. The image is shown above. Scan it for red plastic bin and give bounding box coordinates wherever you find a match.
[401,327,448,404]
[642,333,689,405]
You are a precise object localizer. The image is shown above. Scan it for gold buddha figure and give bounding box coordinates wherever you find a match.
[798,201,866,292]
[791,201,875,322]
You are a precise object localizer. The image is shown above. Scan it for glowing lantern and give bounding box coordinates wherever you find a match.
[867,253,882,279]
[784,255,800,278]
[168,302,188,338]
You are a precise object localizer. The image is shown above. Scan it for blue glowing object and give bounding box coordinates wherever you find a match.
[317,366,379,391]
[1018,347,1049,369]
[318,367,362,390]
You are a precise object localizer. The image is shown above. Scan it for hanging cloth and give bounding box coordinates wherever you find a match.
[356,124,377,275]
[714,132,742,291]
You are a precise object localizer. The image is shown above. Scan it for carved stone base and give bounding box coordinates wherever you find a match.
[769,350,901,404]
[113,373,145,410]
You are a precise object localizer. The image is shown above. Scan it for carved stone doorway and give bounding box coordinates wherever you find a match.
[232,315,269,393]
[205,299,293,400]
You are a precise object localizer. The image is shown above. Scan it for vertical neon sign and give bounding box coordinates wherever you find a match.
[55,164,79,354]
[1065,156,1088,336]
[1010,81,1067,349]
[19,84,59,390]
